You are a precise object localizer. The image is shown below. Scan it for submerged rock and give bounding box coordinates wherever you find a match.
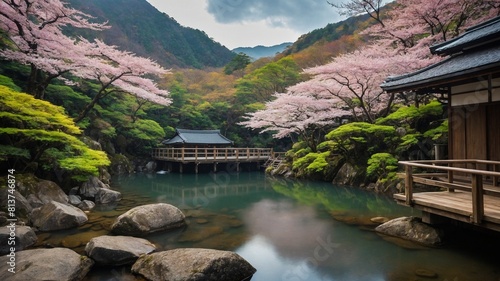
[132,248,256,281]
[85,235,156,266]
[111,203,185,236]
[31,201,88,231]
[0,247,93,281]
[375,216,443,246]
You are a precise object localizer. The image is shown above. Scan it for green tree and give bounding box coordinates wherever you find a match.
[0,85,109,181]
[224,53,252,75]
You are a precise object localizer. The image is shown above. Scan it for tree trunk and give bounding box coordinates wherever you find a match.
[74,91,106,123]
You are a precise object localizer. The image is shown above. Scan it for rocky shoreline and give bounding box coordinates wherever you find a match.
[0,174,256,281]
[0,173,447,281]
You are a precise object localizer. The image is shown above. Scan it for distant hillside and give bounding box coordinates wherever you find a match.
[233,43,293,60]
[67,0,235,69]
[283,13,372,56]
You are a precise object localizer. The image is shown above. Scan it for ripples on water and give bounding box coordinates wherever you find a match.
[52,172,500,281]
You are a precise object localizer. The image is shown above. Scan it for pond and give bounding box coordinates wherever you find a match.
[42,171,500,281]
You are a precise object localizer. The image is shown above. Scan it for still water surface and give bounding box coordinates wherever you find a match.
[76,172,500,281]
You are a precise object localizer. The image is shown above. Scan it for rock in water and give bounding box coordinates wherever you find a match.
[375,216,443,246]
[31,201,88,231]
[111,203,186,236]
[0,226,37,255]
[85,235,156,265]
[95,188,122,204]
[0,248,93,281]
[132,248,256,281]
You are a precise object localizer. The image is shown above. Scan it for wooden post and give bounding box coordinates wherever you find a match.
[448,162,455,192]
[405,165,413,206]
[495,164,499,187]
[471,173,484,224]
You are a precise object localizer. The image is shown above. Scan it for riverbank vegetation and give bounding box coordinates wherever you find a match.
[1,0,498,191]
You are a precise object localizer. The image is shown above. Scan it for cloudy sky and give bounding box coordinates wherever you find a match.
[146,0,344,49]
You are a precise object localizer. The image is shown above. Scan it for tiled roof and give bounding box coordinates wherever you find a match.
[163,129,233,145]
[381,46,500,92]
[431,16,500,55]
[381,16,500,92]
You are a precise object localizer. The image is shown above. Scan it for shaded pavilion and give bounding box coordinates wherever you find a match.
[381,16,500,231]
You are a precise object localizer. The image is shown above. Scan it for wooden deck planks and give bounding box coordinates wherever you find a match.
[394,191,500,227]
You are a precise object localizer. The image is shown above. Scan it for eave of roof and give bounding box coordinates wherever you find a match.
[381,16,500,93]
[381,46,500,93]
[430,16,500,55]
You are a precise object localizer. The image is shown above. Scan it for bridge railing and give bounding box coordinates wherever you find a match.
[152,147,273,162]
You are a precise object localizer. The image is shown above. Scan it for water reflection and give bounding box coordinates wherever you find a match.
[80,172,500,281]
[243,199,333,258]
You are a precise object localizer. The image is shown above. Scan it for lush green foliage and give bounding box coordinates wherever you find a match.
[0,85,109,180]
[224,53,252,75]
[366,153,398,183]
[289,100,447,183]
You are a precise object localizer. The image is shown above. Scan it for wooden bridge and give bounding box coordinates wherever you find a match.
[397,159,500,232]
[152,147,279,173]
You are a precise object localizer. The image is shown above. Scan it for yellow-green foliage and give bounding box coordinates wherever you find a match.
[0,86,109,180]
[0,86,81,134]
[366,153,398,183]
[127,119,165,141]
[376,100,443,126]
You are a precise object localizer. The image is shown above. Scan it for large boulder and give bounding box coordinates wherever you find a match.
[111,203,185,236]
[79,176,109,199]
[132,248,256,281]
[15,175,68,208]
[0,226,37,255]
[0,248,93,281]
[95,188,122,204]
[0,188,32,223]
[375,216,444,246]
[31,201,88,231]
[85,235,156,266]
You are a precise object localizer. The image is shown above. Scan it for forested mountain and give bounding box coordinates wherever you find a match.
[282,13,371,56]
[233,43,293,60]
[67,0,235,69]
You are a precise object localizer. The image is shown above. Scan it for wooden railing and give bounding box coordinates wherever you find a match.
[399,159,500,224]
[152,147,274,162]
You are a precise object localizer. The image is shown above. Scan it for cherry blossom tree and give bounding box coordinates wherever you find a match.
[328,0,385,27]
[0,0,170,118]
[239,91,350,150]
[72,39,170,122]
[242,0,497,144]
[0,0,107,98]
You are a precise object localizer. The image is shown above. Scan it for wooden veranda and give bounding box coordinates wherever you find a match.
[396,160,500,232]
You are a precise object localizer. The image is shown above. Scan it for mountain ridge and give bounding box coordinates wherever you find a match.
[67,0,235,69]
[232,42,293,60]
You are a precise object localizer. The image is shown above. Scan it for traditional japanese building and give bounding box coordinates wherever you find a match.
[381,16,500,231]
[154,129,273,173]
[162,128,233,148]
